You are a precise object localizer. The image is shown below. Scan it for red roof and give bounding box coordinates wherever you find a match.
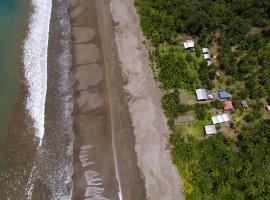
[224,101,234,111]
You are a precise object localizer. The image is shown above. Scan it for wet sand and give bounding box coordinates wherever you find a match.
[70,0,146,199]
[70,0,183,199]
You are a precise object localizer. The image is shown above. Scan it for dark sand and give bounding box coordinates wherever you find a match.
[70,0,146,199]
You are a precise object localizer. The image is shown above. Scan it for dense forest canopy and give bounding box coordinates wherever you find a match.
[136,0,270,199]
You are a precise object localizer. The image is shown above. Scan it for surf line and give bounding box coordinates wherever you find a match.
[23,0,52,146]
[23,0,52,198]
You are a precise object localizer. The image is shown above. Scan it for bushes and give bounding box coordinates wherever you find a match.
[210,100,224,110]
[162,91,190,120]
[193,104,209,120]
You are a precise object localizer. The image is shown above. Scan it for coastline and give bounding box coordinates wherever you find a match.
[109,0,184,199]
[69,0,146,199]
[69,0,183,199]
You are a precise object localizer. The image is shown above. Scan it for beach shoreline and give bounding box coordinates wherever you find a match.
[69,0,183,199]
[110,0,184,199]
[70,0,146,199]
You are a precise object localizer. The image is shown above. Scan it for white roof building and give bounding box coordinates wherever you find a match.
[184,40,195,50]
[203,53,211,60]
[211,114,230,124]
[195,89,208,101]
[204,125,217,135]
[202,48,210,54]
[207,60,212,66]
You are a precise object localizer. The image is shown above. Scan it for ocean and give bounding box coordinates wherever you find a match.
[0,0,27,135]
[0,0,74,199]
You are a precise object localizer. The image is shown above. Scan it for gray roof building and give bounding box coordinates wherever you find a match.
[204,125,217,135]
[195,89,208,101]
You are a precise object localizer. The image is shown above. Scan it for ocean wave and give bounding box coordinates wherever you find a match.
[23,0,52,145]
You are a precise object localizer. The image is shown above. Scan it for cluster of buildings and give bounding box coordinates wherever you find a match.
[183,39,270,137]
[195,88,233,135]
[183,40,212,66]
[195,88,251,135]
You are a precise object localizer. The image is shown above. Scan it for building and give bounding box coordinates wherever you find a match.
[218,89,232,99]
[242,100,248,108]
[207,60,212,66]
[211,114,230,124]
[266,105,270,112]
[202,48,210,54]
[224,101,234,111]
[183,40,195,51]
[203,53,211,60]
[204,125,217,135]
[195,89,208,101]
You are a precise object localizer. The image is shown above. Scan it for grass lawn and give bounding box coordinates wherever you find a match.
[177,120,209,140]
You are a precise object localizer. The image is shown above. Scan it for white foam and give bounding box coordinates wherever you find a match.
[23,0,52,145]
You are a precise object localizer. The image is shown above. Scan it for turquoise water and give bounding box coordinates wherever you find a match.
[0,0,27,135]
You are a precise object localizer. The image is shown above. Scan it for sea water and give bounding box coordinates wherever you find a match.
[0,0,74,199]
[0,0,27,135]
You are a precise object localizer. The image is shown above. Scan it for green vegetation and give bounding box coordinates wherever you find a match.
[135,0,270,199]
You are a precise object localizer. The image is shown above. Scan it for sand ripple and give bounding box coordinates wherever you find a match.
[74,44,100,65]
[72,26,95,43]
[74,64,103,89]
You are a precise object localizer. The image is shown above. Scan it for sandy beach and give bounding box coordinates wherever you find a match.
[70,0,183,199]
[110,0,184,199]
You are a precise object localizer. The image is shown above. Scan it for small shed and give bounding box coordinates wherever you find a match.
[203,53,211,60]
[184,40,195,50]
[224,101,234,111]
[202,48,210,54]
[204,125,217,135]
[242,100,248,108]
[207,60,212,66]
[218,89,232,99]
[266,105,270,112]
[211,114,230,124]
[195,89,208,101]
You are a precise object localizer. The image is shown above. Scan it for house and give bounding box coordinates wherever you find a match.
[224,101,234,111]
[218,89,232,99]
[266,105,270,112]
[242,100,248,108]
[204,125,217,135]
[202,48,210,54]
[207,93,214,99]
[211,114,230,124]
[203,53,211,60]
[195,89,208,101]
[202,48,212,66]
[183,40,195,51]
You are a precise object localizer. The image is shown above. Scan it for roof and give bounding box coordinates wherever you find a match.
[218,90,232,99]
[224,101,234,111]
[211,114,230,124]
[184,40,195,49]
[195,89,208,101]
[203,54,211,60]
[204,125,217,135]
[202,48,210,54]
[266,105,270,111]
[242,100,248,108]
[207,60,212,66]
